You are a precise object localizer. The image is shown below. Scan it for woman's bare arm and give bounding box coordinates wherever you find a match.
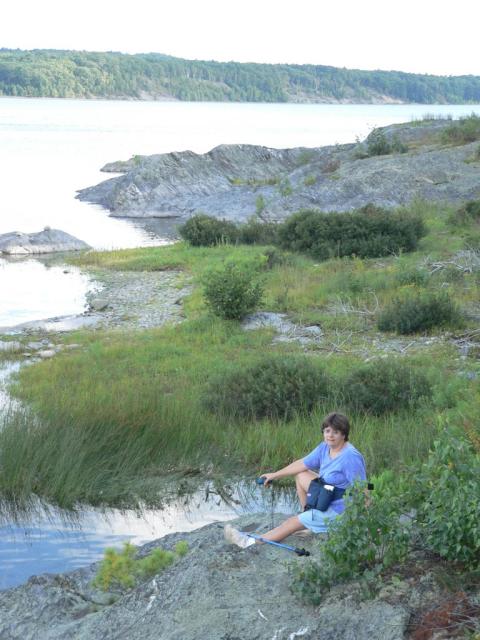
[261,459,309,485]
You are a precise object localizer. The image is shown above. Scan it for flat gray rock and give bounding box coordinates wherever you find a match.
[88,298,110,311]
[0,228,90,255]
[77,120,480,221]
[242,312,323,345]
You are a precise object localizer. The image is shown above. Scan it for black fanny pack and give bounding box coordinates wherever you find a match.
[304,477,346,512]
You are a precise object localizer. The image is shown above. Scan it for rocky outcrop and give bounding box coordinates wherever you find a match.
[77,120,480,222]
[0,228,90,255]
[0,515,410,640]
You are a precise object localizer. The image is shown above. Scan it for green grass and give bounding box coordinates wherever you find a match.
[72,242,269,274]
[1,200,479,509]
[440,113,480,145]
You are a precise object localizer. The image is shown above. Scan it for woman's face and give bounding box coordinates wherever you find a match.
[323,426,346,449]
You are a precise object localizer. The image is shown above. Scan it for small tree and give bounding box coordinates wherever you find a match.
[366,128,391,156]
[202,262,263,320]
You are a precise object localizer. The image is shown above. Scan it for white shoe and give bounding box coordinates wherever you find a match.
[224,524,255,549]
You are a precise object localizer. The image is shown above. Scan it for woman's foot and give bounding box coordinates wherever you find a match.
[224,524,255,549]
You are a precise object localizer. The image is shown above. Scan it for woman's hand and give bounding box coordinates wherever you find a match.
[260,473,277,486]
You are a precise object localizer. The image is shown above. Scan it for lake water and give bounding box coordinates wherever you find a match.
[0,481,294,590]
[1,98,479,590]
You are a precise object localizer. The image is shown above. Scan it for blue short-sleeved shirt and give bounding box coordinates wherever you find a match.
[303,442,367,513]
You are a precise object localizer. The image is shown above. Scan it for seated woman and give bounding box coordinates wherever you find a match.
[224,412,366,548]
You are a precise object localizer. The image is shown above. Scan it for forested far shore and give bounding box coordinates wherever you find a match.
[1,48,480,103]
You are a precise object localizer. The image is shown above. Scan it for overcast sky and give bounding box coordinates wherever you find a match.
[2,0,479,76]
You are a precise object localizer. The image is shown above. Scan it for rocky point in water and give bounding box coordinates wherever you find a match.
[76,119,480,221]
[0,228,90,255]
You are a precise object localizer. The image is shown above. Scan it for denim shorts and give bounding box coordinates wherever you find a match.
[298,507,340,533]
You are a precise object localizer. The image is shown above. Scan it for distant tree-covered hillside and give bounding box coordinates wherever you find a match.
[1,49,480,103]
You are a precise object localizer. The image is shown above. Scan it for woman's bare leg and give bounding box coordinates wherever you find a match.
[260,515,306,542]
[295,470,317,508]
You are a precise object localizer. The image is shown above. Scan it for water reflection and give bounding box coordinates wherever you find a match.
[0,363,21,412]
[0,480,297,591]
[0,256,98,328]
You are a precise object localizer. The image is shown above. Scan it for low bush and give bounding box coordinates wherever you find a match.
[395,266,430,286]
[415,425,480,566]
[366,128,391,156]
[364,129,408,157]
[93,541,188,591]
[448,199,480,226]
[178,214,238,246]
[202,261,264,320]
[291,481,411,603]
[390,134,409,154]
[277,206,426,260]
[343,359,432,415]
[441,114,480,145]
[255,194,266,216]
[377,291,462,334]
[204,356,329,421]
[278,178,293,197]
[321,158,341,173]
[237,218,280,245]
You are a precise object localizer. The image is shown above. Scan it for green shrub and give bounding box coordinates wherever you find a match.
[136,547,176,579]
[343,359,432,415]
[277,207,426,260]
[463,200,480,219]
[255,195,266,216]
[278,178,293,197]
[441,114,480,145]
[395,266,430,286]
[361,129,408,157]
[377,291,462,334]
[322,158,341,173]
[390,134,409,154]
[202,261,264,320]
[449,200,480,226]
[291,481,411,604]
[303,174,317,186]
[178,214,238,247]
[261,246,289,269]
[366,128,391,156]
[238,218,280,245]
[204,356,329,420]
[416,425,480,565]
[92,541,188,591]
[174,540,189,557]
[93,542,137,590]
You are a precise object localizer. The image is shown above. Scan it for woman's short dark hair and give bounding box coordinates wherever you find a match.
[321,412,350,441]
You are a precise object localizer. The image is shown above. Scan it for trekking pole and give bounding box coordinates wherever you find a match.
[253,478,310,556]
[245,532,310,557]
[256,476,274,529]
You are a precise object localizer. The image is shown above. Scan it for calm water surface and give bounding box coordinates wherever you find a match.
[0,483,293,590]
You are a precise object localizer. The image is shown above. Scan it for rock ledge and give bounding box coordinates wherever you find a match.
[0,228,90,255]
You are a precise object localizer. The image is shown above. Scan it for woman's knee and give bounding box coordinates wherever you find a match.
[295,470,316,491]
